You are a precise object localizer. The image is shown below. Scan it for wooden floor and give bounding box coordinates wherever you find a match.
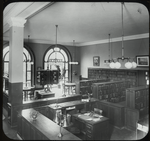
[2,108,147,140]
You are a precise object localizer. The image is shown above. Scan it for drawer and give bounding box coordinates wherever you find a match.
[86,123,93,131]
[86,133,92,140]
[86,129,93,134]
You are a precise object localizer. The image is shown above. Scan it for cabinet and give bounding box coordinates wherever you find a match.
[92,80,131,103]
[126,86,149,118]
[88,68,149,86]
[76,79,110,96]
[36,70,59,86]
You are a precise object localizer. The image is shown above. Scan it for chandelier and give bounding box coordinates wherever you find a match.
[109,2,137,69]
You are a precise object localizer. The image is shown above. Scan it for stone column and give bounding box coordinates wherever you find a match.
[8,17,26,127]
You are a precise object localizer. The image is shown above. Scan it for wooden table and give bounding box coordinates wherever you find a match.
[36,90,55,99]
[17,108,81,140]
[72,112,110,140]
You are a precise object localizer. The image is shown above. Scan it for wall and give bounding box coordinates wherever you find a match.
[26,42,80,85]
[80,38,149,78]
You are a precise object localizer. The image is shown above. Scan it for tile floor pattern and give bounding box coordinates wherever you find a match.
[2,108,147,140]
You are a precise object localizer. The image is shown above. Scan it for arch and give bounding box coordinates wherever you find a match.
[3,46,35,87]
[43,44,72,82]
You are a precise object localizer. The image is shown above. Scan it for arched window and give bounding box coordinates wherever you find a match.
[44,46,70,82]
[3,46,34,87]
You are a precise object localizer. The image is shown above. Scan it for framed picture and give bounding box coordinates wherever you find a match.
[136,55,149,67]
[93,56,100,66]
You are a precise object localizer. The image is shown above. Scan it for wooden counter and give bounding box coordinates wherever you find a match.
[97,100,125,128]
[49,98,98,110]
[23,94,82,109]
[17,108,81,140]
[48,98,99,121]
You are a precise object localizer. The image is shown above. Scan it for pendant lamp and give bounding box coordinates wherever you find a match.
[112,2,137,69]
[69,40,79,65]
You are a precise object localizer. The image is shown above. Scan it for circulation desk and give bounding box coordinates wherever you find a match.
[17,108,81,140]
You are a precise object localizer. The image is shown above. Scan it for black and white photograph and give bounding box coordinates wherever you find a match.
[2,1,149,141]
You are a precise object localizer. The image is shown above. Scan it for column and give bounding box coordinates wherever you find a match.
[8,17,26,127]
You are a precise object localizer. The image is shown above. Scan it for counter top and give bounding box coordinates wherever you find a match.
[23,94,81,104]
[21,108,81,140]
[49,98,98,110]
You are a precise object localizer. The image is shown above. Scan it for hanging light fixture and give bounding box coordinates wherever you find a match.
[104,33,116,68]
[24,35,34,65]
[104,34,111,65]
[112,2,137,69]
[69,40,79,65]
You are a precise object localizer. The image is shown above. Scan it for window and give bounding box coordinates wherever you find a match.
[44,46,69,82]
[3,46,33,88]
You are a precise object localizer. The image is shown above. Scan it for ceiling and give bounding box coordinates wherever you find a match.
[3,2,149,46]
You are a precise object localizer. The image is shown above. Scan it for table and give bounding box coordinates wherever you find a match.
[36,90,55,99]
[72,112,110,140]
[64,83,76,95]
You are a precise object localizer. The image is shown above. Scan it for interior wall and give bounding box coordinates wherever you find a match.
[80,38,149,78]
[26,42,80,85]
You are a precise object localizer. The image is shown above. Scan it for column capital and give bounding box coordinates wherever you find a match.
[8,17,27,28]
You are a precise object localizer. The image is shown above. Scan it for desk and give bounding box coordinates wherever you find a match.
[64,83,76,95]
[17,109,81,140]
[49,98,98,121]
[72,112,110,140]
[36,90,55,99]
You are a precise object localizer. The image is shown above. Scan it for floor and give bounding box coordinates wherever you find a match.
[2,107,147,140]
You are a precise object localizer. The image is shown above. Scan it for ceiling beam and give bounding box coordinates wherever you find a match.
[3,2,54,34]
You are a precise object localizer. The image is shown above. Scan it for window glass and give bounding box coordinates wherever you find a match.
[3,46,33,88]
[44,46,69,82]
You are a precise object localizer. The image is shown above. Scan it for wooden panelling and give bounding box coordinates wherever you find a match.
[98,101,125,128]
[3,92,8,111]
[126,86,149,118]
[125,108,139,131]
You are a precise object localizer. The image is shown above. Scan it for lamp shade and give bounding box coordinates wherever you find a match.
[125,62,132,69]
[115,62,121,69]
[109,62,115,68]
[132,62,137,68]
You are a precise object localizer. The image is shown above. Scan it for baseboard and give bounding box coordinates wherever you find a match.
[17,134,22,140]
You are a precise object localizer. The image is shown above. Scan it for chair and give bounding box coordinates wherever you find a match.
[94,108,103,115]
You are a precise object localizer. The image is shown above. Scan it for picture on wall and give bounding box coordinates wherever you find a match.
[93,56,100,66]
[136,55,149,67]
